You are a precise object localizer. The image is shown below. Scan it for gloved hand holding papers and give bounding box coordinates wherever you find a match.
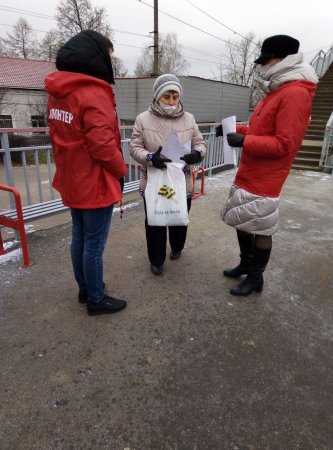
[160,132,191,163]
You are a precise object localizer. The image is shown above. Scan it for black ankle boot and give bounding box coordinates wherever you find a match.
[224,232,254,278]
[230,247,271,296]
[223,261,251,278]
[230,273,264,295]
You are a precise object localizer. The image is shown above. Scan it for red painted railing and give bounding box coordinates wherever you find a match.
[0,184,33,267]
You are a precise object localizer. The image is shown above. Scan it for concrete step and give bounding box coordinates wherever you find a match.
[300,139,323,147]
[312,102,333,106]
[306,126,326,132]
[292,163,322,172]
[298,150,322,158]
[305,133,325,140]
[294,155,320,165]
[310,112,332,119]
[302,141,324,147]
[312,99,333,105]
[311,106,333,110]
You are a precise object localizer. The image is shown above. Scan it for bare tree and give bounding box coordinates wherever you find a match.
[37,30,62,61]
[135,32,189,76]
[55,1,129,71]
[1,18,38,59]
[0,88,13,115]
[112,56,128,78]
[56,0,113,42]
[217,33,262,107]
[27,94,48,120]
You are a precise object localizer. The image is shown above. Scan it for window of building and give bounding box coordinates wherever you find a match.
[31,115,46,128]
[31,115,47,134]
[0,115,13,128]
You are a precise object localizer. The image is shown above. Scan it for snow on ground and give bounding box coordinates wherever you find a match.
[0,240,22,264]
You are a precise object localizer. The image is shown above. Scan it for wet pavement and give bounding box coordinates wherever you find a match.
[0,169,333,450]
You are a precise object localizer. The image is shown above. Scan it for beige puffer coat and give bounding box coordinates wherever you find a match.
[130,101,207,195]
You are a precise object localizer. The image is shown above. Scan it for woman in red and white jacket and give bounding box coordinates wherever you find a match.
[216,35,318,296]
[45,30,127,315]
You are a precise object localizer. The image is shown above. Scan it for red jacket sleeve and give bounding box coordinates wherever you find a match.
[236,124,249,135]
[243,87,312,159]
[81,88,127,179]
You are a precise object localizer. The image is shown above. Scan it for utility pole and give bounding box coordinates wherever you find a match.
[152,0,159,75]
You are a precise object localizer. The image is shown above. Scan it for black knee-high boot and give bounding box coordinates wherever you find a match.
[230,246,271,296]
[223,231,254,278]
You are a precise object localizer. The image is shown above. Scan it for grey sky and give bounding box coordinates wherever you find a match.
[0,0,332,78]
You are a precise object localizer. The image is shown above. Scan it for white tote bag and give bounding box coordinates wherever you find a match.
[145,162,189,226]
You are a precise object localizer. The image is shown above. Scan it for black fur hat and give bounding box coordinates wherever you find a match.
[254,35,300,64]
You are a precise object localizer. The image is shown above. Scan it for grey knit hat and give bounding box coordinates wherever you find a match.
[153,74,183,100]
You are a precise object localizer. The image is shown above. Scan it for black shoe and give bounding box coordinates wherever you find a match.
[87,295,127,316]
[170,250,181,260]
[78,282,105,303]
[151,265,163,275]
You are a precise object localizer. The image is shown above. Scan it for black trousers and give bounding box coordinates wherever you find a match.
[144,198,192,267]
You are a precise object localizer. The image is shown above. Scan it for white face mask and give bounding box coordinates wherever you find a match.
[159,102,177,115]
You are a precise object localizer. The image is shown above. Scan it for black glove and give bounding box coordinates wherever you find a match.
[215,124,223,137]
[119,177,124,193]
[180,149,202,165]
[227,132,244,147]
[151,146,171,169]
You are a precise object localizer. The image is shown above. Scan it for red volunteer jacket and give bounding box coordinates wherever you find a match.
[235,80,317,197]
[45,71,127,208]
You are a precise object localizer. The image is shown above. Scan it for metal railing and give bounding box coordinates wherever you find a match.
[310,45,333,77]
[0,125,232,211]
[320,112,333,170]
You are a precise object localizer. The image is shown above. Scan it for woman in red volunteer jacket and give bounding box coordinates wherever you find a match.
[216,35,318,296]
[45,30,128,315]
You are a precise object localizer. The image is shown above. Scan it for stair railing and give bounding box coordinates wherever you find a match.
[320,112,333,170]
[310,45,333,77]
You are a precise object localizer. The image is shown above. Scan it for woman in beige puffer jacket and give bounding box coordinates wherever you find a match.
[130,74,206,276]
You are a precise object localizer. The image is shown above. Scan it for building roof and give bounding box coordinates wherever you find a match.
[0,56,56,90]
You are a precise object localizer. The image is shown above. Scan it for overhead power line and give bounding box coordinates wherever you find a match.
[137,0,243,50]
[113,29,150,38]
[0,22,50,34]
[113,42,147,50]
[0,5,54,20]
[179,43,230,60]
[0,19,229,63]
[184,0,259,46]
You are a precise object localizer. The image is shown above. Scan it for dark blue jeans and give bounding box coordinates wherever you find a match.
[70,206,113,303]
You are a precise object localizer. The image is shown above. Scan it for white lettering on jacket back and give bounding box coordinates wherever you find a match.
[48,108,74,124]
